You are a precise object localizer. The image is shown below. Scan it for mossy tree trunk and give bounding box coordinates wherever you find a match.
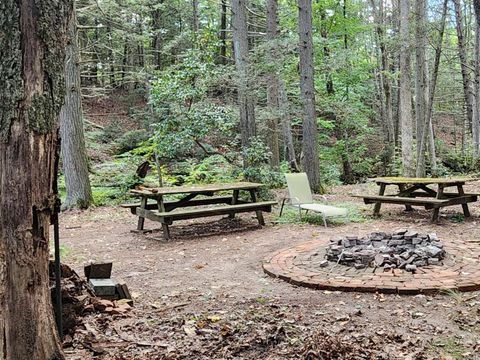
[60,1,93,209]
[0,0,72,358]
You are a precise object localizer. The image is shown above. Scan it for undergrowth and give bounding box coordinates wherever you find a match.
[274,202,371,226]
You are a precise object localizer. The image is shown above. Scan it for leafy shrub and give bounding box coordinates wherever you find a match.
[98,123,123,143]
[183,155,237,184]
[114,130,149,155]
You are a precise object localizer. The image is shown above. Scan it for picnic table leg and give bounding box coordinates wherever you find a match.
[249,190,265,226]
[136,197,147,230]
[398,184,413,211]
[229,190,240,219]
[373,183,386,217]
[457,184,471,217]
[431,184,445,222]
[157,195,171,241]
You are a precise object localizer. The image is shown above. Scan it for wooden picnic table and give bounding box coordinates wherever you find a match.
[354,177,479,222]
[125,182,276,240]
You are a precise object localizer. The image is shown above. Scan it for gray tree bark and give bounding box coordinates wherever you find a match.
[453,0,475,138]
[0,0,72,358]
[266,0,280,168]
[399,0,415,176]
[231,0,256,159]
[60,2,93,209]
[473,0,480,154]
[220,0,228,64]
[370,0,395,162]
[417,0,448,175]
[298,0,321,191]
[279,80,300,171]
[414,0,430,176]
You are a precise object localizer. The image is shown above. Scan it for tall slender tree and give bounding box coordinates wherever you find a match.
[414,0,430,176]
[60,1,93,209]
[473,0,480,154]
[399,0,414,176]
[453,0,474,139]
[231,0,256,161]
[0,0,72,358]
[266,0,281,168]
[298,0,321,191]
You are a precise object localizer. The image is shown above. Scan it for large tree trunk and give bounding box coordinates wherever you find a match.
[298,0,321,191]
[0,0,72,358]
[399,0,415,176]
[453,0,475,137]
[266,0,280,168]
[414,0,429,176]
[60,3,93,209]
[231,0,256,159]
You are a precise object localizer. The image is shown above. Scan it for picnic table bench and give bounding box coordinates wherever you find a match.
[354,177,478,222]
[125,182,276,240]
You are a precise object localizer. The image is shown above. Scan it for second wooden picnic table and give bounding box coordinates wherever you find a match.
[355,177,478,222]
[125,182,276,240]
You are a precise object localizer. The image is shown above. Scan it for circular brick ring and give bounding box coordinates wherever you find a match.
[263,238,480,294]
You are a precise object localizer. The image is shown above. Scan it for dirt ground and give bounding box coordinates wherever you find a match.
[61,182,480,359]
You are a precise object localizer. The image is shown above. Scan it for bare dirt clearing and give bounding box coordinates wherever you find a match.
[61,183,480,359]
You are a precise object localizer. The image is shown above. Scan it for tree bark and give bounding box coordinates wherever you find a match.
[220,0,228,64]
[298,0,321,191]
[152,2,164,70]
[266,0,280,168]
[0,0,72,358]
[231,0,256,159]
[370,0,395,150]
[414,0,429,176]
[473,0,480,154]
[417,0,448,175]
[399,0,415,176]
[192,0,199,38]
[453,0,475,137]
[279,81,300,171]
[60,3,93,209]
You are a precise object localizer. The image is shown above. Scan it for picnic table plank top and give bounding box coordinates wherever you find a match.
[130,182,264,196]
[373,177,479,185]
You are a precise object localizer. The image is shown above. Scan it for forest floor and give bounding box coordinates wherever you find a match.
[61,182,480,360]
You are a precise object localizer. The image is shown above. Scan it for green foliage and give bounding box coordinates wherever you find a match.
[149,50,238,162]
[243,137,285,189]
[98,123,123,144]
[114,130,149,155]
[183,155,237,184]
[275,202,370,226]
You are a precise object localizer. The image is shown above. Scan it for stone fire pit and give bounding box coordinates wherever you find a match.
[323,230,445,272]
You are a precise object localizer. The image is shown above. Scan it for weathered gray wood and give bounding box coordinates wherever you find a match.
[360,195,443,204]
[136,202,277,223]
[374,177,475,185]
[249,189,265,226]
[122,196,236,214]
[373,183,386,216]
[357,194,477,208]
[130,182,263,196]
[137,196,148,230]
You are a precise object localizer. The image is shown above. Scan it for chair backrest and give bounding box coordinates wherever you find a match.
[285,173,313,205]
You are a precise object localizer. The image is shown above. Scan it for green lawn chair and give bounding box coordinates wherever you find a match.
[279,173,347,227]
